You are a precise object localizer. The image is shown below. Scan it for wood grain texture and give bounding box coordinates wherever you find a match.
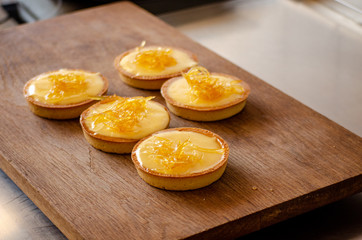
[0,2,361,239]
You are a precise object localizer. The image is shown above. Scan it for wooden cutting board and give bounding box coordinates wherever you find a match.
[0,2,361,239]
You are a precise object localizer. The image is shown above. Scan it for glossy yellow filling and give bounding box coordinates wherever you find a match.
[26,69,104,105]
[120,46,197,76]
[84,96,169,139]
[167,74,244,107]
[135,131,225,175]
[184,66,243,100]
[134,48,177,71]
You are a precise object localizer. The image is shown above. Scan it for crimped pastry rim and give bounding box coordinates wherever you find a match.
[161,73,250,112]
[23,69,109,109]
[131,127,229,179]
[114,46,198,80]
[80,99,170,143]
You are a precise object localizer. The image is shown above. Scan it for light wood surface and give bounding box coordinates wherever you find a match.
[0,1,361,239]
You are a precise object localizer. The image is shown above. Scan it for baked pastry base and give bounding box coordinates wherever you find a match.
[26,100,100,120]
[82,130,137,154]
[117,72,167,90]
[165,100,247,122]
[135,163,227,191]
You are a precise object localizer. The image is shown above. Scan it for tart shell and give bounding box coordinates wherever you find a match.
[161,73,250,121]
[114,46,198,90]
[80,101,170,154]
[131,127,229,191]
[23,69,109,120]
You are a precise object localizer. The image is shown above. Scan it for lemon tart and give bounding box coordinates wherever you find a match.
[80,95,170,154]
[23,69,108,119]
[114,43,198,90]
[161,66,250,121]
[132,127,229,191]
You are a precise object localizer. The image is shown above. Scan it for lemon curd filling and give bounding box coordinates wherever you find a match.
[26,69,104,105]
[134,48,177,71]
[135,131,225,175]
[167,67,245,107]
[120,46,197,76]
[84,96,169,139]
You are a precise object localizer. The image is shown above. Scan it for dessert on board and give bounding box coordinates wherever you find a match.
[114,42,198,90]
[80,95,170,154]
[161,66,250,121]
[132,127,229,190]
[23,69,108,119]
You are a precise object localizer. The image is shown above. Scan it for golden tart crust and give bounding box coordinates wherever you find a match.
[131,127,229,191]
[161,73,250,121]
[23,69,108,120]
[114,46,198,90]
[80,99,170,154]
